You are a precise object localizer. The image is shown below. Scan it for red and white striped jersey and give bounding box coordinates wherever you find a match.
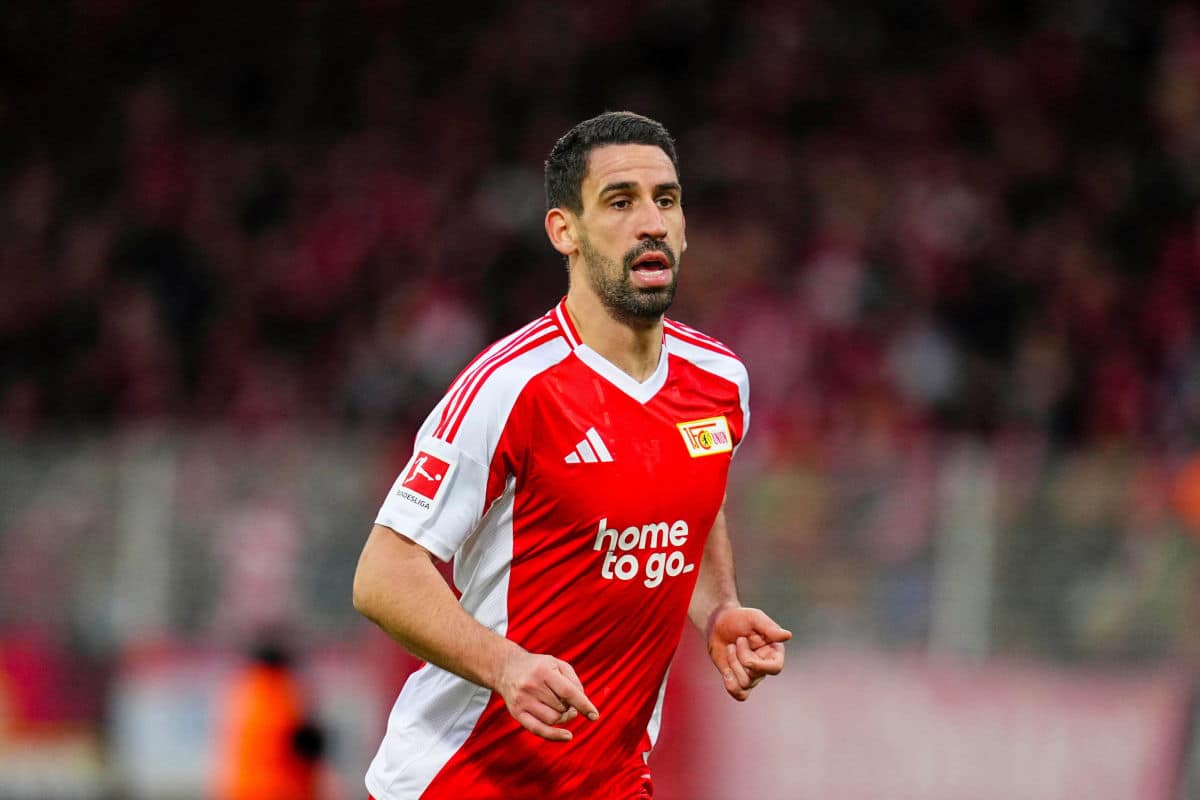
[368,299,749,800]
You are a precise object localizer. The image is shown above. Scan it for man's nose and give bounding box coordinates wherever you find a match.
[637,204,669,240]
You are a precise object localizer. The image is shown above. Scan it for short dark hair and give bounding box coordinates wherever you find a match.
[544,111,679,214]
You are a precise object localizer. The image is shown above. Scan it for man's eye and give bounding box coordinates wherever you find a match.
[611,199,630,209]
[657,197,676,208]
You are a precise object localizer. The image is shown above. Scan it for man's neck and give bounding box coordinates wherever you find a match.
[563,290,663,383]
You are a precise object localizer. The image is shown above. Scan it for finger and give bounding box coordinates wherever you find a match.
[723,671,750,700]
[716,644,738,690]
[747,610,793,643]
[546,674,597,721]
[529,661,581,715]
[711,641,739,693]
[736,636,765,685]
[547,664,599,721]
[555,659,586,689]
[557,707,579,724]
[723,668,750,702]
[745,642,786,676]
[528,697,578,727]
[529,682,569,714]
[726,641,753,689]
[736,636,773,689]
[515,710,572,742]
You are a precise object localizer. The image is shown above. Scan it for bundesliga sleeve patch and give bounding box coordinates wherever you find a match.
[677,416,733,457]
[395,450,455,513]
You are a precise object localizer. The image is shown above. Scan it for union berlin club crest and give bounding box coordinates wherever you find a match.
[677,416,733,458]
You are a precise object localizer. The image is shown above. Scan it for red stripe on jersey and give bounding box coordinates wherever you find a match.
[442,327,563,443]
[433,318,556,439]
[440,315,551,413]
[664,319,738,358]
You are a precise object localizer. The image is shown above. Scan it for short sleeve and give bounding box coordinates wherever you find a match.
[374,327,572,561]
[376,434,490,562]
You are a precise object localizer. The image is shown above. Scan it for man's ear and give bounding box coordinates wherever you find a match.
[545,208,577,257]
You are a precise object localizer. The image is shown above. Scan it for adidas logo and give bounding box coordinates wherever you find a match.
[564,427,613,464]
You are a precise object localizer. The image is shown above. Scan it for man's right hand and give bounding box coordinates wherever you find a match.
[354,526,599,742]
[495,650,599,742]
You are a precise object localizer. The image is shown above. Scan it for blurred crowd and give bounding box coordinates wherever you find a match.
[1,0,1198,446]
[4,1,1200,794]
[2,0,1200,694]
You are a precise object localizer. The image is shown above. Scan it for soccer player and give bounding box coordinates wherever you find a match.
[352,111,791,799]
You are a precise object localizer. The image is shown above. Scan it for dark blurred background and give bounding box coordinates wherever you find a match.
[2,1,1200,797]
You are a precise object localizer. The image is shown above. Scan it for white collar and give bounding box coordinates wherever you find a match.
[573,340,669,404]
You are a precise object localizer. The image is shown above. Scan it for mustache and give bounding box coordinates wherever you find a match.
[623,239,677,271]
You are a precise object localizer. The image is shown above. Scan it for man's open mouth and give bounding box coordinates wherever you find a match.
[631,253,670,272]
[627,250,675,290]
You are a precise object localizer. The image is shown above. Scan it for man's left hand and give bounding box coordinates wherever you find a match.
[706,606,791,701]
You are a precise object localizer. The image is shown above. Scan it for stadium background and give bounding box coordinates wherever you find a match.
[2,0,1200,797]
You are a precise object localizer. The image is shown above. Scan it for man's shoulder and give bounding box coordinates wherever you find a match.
[663,317,748,404]
[453,311,574,387]
[426,310,573,441]
[663,318,744,366]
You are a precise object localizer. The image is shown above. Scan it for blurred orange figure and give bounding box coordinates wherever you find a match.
[1174,453,1200,538]
[214,643,319,800]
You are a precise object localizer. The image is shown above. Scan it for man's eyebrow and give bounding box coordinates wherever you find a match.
[598,181,636,196]
[597,181,682,196]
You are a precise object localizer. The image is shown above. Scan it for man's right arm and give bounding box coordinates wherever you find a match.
[352,523,599,741]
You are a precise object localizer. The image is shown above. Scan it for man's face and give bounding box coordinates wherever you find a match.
[573,144,685,322]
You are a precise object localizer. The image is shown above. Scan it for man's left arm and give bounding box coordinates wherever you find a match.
[688,503,792,701]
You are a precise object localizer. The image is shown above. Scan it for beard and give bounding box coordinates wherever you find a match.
[578,234,679,323]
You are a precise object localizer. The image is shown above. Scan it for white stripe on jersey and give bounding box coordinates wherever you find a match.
[366,478,519,799]
[553,302,582,348]
[663,318,738,357]
[644,664,671,757]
